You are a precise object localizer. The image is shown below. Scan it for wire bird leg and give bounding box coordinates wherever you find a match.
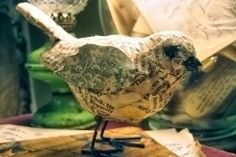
[81,116,144,157]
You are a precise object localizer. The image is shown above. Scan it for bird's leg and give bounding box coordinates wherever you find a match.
[90,116,103,152]
[100,120,109,140]
[81,116,102,156]
[82,116,121,157]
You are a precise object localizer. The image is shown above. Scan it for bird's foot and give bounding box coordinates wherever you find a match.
[98,135,145,149]
[81,136,144,156]
[81,148,122,157]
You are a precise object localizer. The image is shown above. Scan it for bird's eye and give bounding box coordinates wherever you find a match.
[163,45,179,59]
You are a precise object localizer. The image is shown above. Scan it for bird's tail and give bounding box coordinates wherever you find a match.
[16,2,74,41]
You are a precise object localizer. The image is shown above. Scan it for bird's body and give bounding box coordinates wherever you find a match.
[17,2,200,124]
[41,34,191,123]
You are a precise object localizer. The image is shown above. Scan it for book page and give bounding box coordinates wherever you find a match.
[132,0,236,61]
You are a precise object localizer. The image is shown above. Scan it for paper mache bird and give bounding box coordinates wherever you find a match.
[17,2,201,156]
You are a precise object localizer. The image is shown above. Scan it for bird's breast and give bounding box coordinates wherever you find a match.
[69,74,179,124]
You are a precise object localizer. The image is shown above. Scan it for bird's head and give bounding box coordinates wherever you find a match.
[155,31,202,72]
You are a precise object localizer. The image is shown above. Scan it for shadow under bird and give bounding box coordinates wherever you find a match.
[16,2,201,156]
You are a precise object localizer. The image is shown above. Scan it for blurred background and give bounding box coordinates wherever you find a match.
[0,0,235,153]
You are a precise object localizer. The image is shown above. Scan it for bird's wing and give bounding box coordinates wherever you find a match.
[54,44,137,93]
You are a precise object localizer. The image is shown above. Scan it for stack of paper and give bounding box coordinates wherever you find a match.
[0,124,204,157]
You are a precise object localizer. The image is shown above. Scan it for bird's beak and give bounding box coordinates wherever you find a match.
[183,56,202,72]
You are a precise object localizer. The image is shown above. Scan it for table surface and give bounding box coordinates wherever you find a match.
[0,114,235,157]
